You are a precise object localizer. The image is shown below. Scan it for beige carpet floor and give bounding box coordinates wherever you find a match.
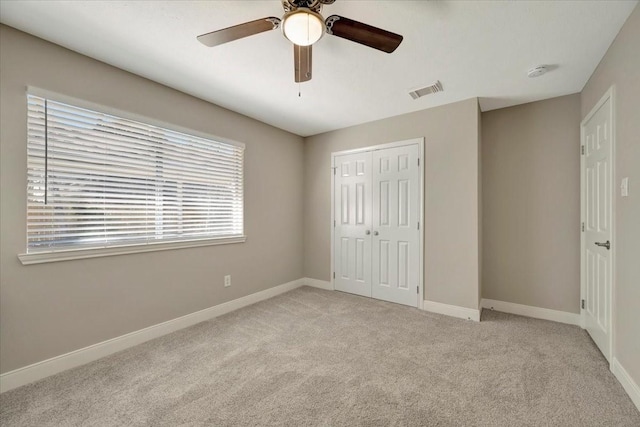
[1,286,638,426]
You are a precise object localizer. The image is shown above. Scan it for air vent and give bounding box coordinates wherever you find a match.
[408,81,443,100]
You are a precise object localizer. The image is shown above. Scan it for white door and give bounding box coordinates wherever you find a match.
[334,151,372,297]
[372,145,420,307]
[582,93,613,361]
[333,142,421,308]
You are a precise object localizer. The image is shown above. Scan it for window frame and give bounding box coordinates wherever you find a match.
[18,87,246,265]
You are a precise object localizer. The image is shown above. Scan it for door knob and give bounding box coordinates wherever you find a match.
[595,240,610,250]
[373,231,379,236]
[365,230,370,235]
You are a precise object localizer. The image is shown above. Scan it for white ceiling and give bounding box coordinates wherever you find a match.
[1,1,637,136]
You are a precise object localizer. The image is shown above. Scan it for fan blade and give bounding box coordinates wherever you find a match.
[294,44,312,83]
[197,17,281,47]
[325,15,403,53]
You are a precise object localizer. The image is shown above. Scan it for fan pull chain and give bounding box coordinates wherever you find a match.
[299,83,301,97]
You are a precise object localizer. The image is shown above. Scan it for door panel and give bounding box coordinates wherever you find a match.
[583,97,612,361]
[371,144,420,307]
[355,238,365,281]
[379,240,390,285]
[334,151,372,297]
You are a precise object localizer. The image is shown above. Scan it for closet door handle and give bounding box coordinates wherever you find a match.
[595,240,610,250]
[373,231,379,236]
[365,230,370,235]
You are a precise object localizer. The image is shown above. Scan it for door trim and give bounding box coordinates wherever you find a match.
[580,85,616,366]
[330,138,425,309]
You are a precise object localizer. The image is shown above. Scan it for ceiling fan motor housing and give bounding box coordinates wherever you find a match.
[283,0,335,13]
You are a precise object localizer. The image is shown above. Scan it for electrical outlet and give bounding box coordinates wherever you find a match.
[224,275,231,287]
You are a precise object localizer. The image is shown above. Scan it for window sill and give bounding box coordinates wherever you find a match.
[17,236,247,265]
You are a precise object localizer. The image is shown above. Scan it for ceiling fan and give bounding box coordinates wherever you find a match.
[197,0,403,83]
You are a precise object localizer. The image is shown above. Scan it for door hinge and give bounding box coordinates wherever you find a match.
[581,299,585,309]
[581,222,584,232]
[333,168,336,175]
[417,222,420,230]
[418,158,420,166]
[417,286,419,294]
[334,220,336,227]
[333,272,335,279]
[581,146,585,155]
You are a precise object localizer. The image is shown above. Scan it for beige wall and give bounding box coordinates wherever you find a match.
[0,25,305,374]
[304,98,481,309]
[581,5,640,387]
[481,94,581,313]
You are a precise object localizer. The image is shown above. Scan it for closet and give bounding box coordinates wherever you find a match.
[332,139,423,307]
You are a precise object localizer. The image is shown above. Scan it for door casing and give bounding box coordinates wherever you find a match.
[330,138,425,308]
[580,86,616,367]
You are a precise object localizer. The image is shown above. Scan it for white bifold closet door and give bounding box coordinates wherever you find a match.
[334,143,420,307]
[334,151,373,298]
[371,145,420,306]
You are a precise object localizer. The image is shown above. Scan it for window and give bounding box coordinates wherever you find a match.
[22,93,244,263]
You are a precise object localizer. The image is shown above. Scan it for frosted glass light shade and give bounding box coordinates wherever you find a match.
[282,9,325,46]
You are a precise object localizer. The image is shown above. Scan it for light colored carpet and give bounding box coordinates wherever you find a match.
[1,286,638,426]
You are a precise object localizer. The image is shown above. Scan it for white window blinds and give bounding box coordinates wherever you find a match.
[26,94,244,253]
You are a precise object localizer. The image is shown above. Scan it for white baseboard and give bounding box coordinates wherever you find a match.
[612,357,640,412]
[480,298,581,326]
[422,300,480,322]
[303,277,333,290]
[303,281,482,323]
[0,278,306,394]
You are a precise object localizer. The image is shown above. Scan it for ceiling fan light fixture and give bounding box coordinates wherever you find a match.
[282,8,325,46]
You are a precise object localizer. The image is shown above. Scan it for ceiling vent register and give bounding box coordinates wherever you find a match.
[409,81,443,99]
